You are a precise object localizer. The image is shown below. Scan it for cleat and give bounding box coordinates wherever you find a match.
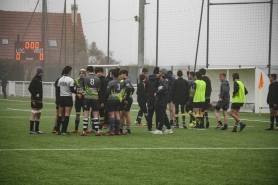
[220,125,228,130]
[103,124,108,129]
[95,132,102,136]
[173,124,179,128]
[152,130,163,134]
[206,122,210,128]
[183,125,187,129]
[139,123,145,127]
[125,130,130,134]
[231,129,237,132]
[86,129,90,133]
[148,129,152,133]
[61,132,70,135]
[56,131,61,135]
[36,130,44,134]
[276,127,278,130]
[80,132,87,136]
[163,129,173,134]
[29,130,37,134]
[114,131,122,135]
[215,124,222,129]
[90,129,96,133]
[265,128,274,130]
[105,131,114,136]
[52,129,57,134]
[134,121,138,125]
[71,130,78,133]
[239,122,246,132]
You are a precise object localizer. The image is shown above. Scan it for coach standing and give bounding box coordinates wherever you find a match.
[152,68,173,134]
[28,67,44,134]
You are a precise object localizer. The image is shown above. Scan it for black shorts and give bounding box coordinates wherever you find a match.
[83,98,99,111]
[120,98,133,111]
[31,99,43,109]
[202,98,210,111]
[186,104,193,113]
[269,103,278,110]
[55,102,59,110]
[215,100,229,111]
[59,96,73,107]
[75,97,84,113]
[193,102,205,108]
[231,103,244,109]
[106,99,121,112]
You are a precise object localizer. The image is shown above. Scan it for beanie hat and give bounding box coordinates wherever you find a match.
[153,67,159,74]
[79,69,86,75]
[160,68,167,75]
[36,67,44,74]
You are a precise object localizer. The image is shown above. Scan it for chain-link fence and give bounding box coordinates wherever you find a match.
[0,0,277,83]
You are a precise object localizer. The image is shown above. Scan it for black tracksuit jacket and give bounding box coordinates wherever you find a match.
[145,74,157,107]
[171,77,189,105]
[28,75,43,101]
[267,81,278,104]
[154,75,171,108]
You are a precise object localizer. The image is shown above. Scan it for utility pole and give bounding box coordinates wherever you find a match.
[138,0,145,80]
[41,0,46,69]
[107,0,111,65]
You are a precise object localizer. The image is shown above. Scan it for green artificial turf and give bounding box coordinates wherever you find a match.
[0,97,277,185]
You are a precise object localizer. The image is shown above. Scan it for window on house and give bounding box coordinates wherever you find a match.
[2,38,9,45]
[49,39,57,47]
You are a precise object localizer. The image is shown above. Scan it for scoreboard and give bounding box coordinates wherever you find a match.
[15,41,44,61]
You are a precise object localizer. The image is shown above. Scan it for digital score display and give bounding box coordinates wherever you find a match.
[15,41,44,61]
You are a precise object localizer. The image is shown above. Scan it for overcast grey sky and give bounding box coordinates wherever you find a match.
[1,0,277,68]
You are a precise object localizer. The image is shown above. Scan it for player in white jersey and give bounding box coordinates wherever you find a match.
[56,66,77,135]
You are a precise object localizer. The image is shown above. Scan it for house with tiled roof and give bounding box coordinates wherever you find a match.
[0,7,87,81]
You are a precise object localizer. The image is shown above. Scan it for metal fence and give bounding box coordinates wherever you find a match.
[0,0,277,83]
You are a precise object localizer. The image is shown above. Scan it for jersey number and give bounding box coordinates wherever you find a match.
[117,83,120,90]
[90,79,94,85]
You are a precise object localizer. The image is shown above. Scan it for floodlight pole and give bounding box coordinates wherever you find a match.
[138,0,145,70]
[268,0,273,76]
[73,0,76,79]
[194,0,205,72]
[155,0,159,67]
[206,0,209,69]
[107,0,111,65]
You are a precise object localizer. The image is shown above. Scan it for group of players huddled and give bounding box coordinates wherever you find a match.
[28,65,278,135]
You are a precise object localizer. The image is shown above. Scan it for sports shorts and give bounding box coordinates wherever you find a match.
[120,98,133,111]
[59,96,73,107]
[83,98,99,111]
[269,103,278,110]
[202,98,210,111]
[31,99,43,109]
[75,97,84,112]
[106,99,121,112]
[193,102,205,109]
[215,100,229,111]
[231,103,244,109]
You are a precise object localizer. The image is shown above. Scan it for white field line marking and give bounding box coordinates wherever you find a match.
[0,148,277,151]
[1,99,54,104]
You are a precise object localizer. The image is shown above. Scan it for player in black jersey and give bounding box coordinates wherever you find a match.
[265,74,278,130]
[28,67,45,134]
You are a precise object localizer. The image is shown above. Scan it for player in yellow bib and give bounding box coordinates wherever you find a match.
[230,73,248,132]
[192,72,206,128]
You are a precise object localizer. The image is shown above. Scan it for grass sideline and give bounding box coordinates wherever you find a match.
[0,96,277,185]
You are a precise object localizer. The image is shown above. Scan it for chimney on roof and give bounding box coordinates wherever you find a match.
[71,4,78,24]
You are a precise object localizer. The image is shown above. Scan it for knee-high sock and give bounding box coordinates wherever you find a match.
[93,118,99,132]
[57,116,62,132]
[83,118,88,132]
[115,120,120,132]
[62,116,69,132]
[109,118,115,132]
[75,117,80,130]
